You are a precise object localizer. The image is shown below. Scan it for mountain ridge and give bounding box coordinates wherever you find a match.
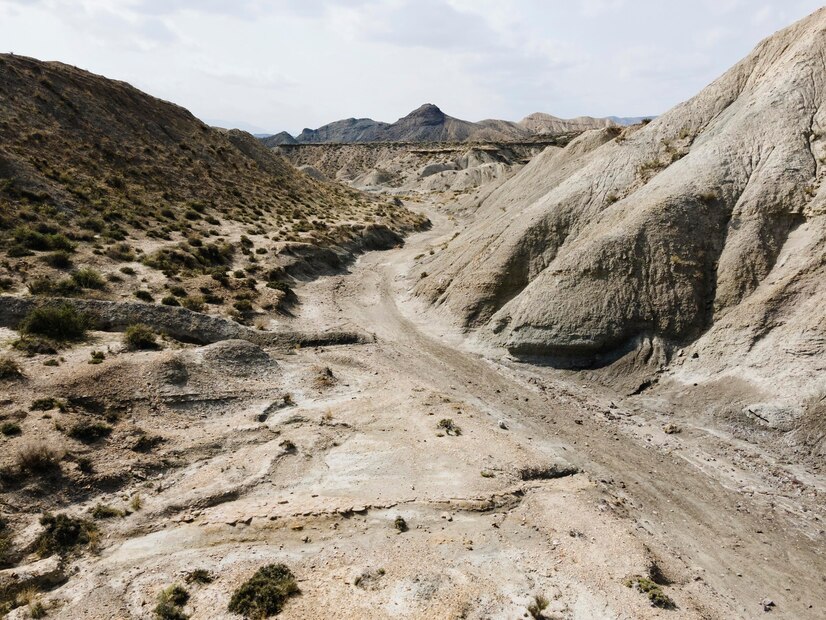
[265,103,644,145]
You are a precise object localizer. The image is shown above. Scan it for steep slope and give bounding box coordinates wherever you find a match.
[0,54,425,316]
[415,8,826,399]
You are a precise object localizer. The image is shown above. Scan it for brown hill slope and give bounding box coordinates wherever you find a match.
[415,9,826,399]
[0,54,425,317]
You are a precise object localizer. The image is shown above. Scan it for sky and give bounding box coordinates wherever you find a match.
[0,1,822,134]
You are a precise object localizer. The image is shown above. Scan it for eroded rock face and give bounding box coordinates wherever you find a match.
[416,8,826,383]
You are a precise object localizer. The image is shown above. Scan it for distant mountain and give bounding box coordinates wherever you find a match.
[261,131,299,146]
[295,117,390,143]
[276,104,627,144]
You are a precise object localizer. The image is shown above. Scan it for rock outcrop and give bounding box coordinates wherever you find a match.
[518,112,617,135]
[416,8,826,396]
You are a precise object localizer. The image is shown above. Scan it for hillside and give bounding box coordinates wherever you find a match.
[274,137,573,197]
[415,8,826,408]
[518,112,618,134]
[280,103,619,144]
[0,54,426,319]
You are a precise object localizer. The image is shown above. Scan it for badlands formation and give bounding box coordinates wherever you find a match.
[0,9,824,620]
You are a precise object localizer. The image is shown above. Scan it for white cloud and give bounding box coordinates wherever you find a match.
[0,0,823,132]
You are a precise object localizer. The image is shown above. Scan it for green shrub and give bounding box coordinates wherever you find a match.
[120,266,136,275]
[143,242,233,276]
[134,290,154,302]
[27,276,81,296]
[35,512,97,557]
[394,516,408,532]
[1,422,22,436]
[624,576,675,609]
[161,295,180,306]
[16,442,61,475]
[527,594,549,619]
[13,336,58,356]
[185,569,213,585]
[13,226,74,252]
[71,267,106,290]
[42,250,73,269]
[154,584,190,620]
[180,296,204,312]
[233,299,253,313]
[67,421,112,443]
[437,418,461,436]
[30,397,65,411]
[105,242,135,261]
[228,563,300,618]
[0,518,14,568]
[123,324,159,350]
[90,504,123,519]
[19,304,88,341]
[89,350,105,364]
[0,357,23,380]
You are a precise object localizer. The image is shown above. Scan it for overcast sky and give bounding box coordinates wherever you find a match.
[0,1,822,134]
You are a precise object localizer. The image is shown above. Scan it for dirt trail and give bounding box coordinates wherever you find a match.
[294,200,825,619]
[7,201,822,620]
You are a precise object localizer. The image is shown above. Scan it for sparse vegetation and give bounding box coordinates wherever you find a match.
[42,249,73,268]
[35,512,97,557]
[527,594,549,619]
[185,569,214,585]
[1,421,22,436]
[437,418,461,436]
[393,516,408,532]
[91,503,123,519]
[16,442,62,475]
[30,397,65,411]
[624,576,676,609]
[0,517,14,568]
[154,584,190,620]
[13,336,58,356]
[67,421,112,443]
[228,563,300,618]
[123,324,159,350]
[71,267,106,289]
[0,357,24,380]
[105,242,135,261]
[19,304,88,342]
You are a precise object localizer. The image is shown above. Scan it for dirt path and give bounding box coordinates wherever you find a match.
[13,201,822,619]
[294,201,825,619]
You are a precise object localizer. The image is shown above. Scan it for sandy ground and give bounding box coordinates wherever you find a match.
[2,200,823,619]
